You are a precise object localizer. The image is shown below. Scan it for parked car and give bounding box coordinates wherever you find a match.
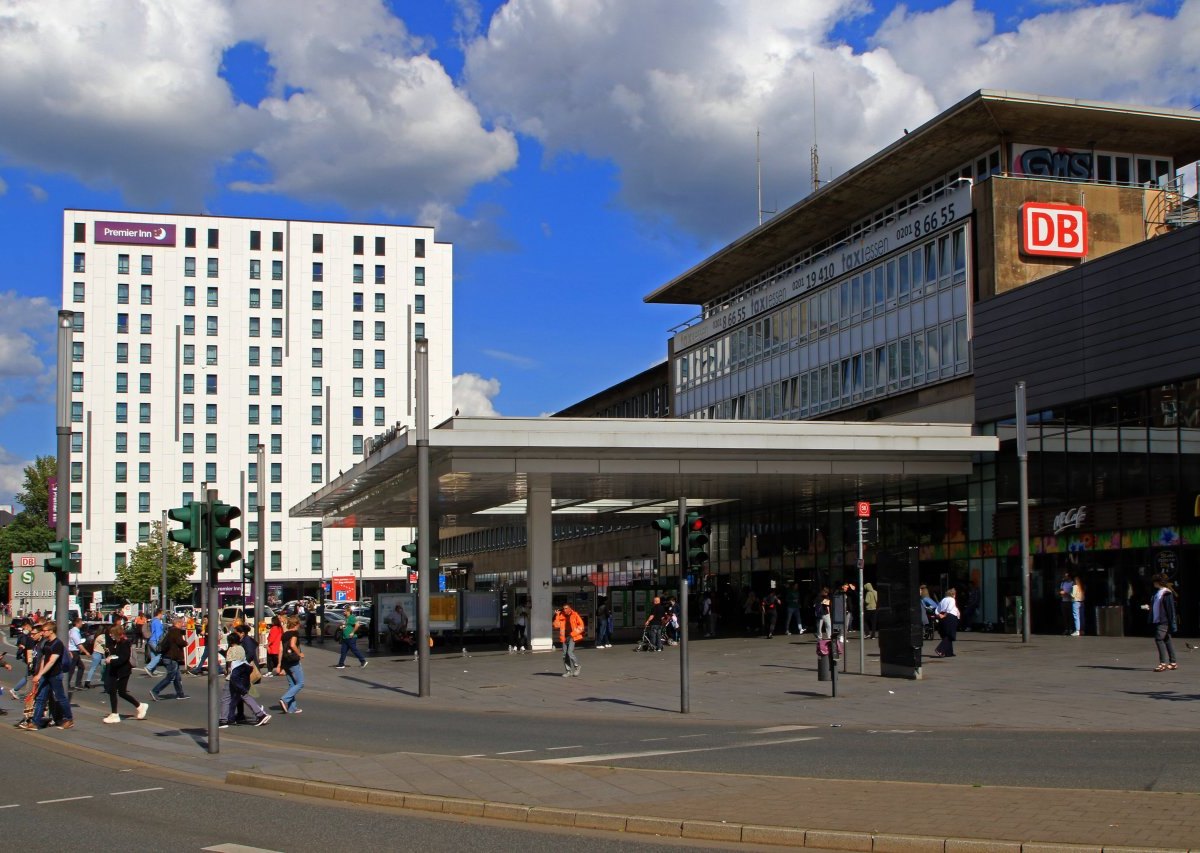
[320,608,371,639]
[8,615,32,638]
[218,605,276,630]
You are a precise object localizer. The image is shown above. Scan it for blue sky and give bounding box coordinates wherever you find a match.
[0,0,1195,507]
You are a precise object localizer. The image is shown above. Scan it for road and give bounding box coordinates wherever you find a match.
[1,733,776,852]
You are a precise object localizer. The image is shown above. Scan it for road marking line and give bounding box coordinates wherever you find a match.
[538,736,820,765]
[110,787,164,796]
[459,754,487,758]
[750,725,817,734]
[37,796,92,804]
[640,737,668,742]
[676,733,709,739]
[494,749,533,755]
[203,845,283,853]
[546,745,583,751]
[0,804,19,810]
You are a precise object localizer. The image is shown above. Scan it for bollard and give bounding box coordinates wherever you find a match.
[830,628,841,697]
[817,639,831,681]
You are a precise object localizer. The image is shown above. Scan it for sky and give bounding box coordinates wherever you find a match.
[0,0,1196,508]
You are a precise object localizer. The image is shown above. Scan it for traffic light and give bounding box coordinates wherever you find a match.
[45,539,79,574]
[168,502,205,552]
[209,500,242,571]
[402,539,418,568]
[243,551,255,582]
[686,512,709,568]
[650,515,677,554]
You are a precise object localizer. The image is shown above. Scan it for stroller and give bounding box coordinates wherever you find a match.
[922,602,938,640]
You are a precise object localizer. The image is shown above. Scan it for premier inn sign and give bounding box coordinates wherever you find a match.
[94,220,176,246]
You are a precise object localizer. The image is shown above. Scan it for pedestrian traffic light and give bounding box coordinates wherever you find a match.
[209,500,242,571]
[686,512,709,568]
[45,539,79,574]
[168,501,205,552]
[402,539,418,568]
[651,515,677,553]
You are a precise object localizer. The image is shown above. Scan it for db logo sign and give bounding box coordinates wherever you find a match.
[856,501,871,518]
[18,556,36,567]
[1021,202,1087,258]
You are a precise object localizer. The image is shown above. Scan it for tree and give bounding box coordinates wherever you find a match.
[15,455,57,523]
[0,456,56,597]
[112,521,196,604]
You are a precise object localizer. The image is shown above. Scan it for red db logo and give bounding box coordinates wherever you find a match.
[856,501,871,519]
[1021,202,1087,258]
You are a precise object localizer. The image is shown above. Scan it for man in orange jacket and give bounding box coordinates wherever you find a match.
[553,603,584,677]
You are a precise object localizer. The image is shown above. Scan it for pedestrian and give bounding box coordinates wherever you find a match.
[102,624,148,724]
[701,592,716,638]
[304,605,317,646]
[513,602,530,653]
[144,608,166,676]
[21,621,74,730]
[920,584,938,640]
[68,617,86,690]
[1071,576,1085,636]
[84,623,106,688]
[742,588,759,634]
[762,588,781,638]
[11,621,38,699]
[266,616,283,675]
[816,587,832,639]
[784,581,805,635]
[1058,571,1074,635]
[334,605,367,669]
[316,604,326,645]
[645,596,666,651]
[1143,573,1178,672]
[934,588,960,658]
[595,598,613,648]
[220,633,270,728]
[277,615,305,714]
[864,582,879,639]
[150,616,189,701]
[134,611,148,649]
[553,602,584,677]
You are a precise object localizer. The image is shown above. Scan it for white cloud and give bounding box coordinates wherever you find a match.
[465,0,1200,243]
[0,291,54,379]
[482,348,538,369]
[25,183,46,202]
[0,445,29,507]
[0,176,7,195]
[453,372,501,416]
[0,0,517,213]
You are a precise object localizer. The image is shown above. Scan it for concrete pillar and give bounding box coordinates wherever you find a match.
[527,476,553,651]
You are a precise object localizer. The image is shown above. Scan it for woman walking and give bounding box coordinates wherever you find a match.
[277,615,305,714]
[1144,573,1178,672]
[934,587,960,657]
[84,624,106,689]
[221,633,270,727]
[863,583,879,639]
[266,616,283,676]
[1071,576,1085,636]
[102,624,148,723]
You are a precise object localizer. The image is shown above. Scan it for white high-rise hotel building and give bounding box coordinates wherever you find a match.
[62,210,453,598]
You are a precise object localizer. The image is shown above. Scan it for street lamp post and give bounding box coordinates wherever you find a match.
[55,310,74,641]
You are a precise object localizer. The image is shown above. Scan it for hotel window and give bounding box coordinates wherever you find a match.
[248,346,259,366]
[113,462,124,483]
[72,282,84,303]
[352,551,362,571]
[181,434,193,453]
[352,349,363,369]
[271,551,281,571]
[414,266,425,286]
[138,493,151,514]
[374,321,385,341]
[374,551,385,571]
[182,374,195,395]
[270,434,282,454]
[206,316,218,336]
[115,523,126,543]
[248,288,260,309]
[207,228,218,249]
[207,257,218,278]
[352,405,363,426]
[353,263,363,283]
[141,255,152,275]
[138,462,150,483]
[272,289,283,309]
[374,350,385,369]
[184,257,196,277]
[71,371,83,392]
[271,318,282,338]
[248,375,259,396]
[414,238,425,258]
[117,283,129,305]
[311,377,322,397]
[248,317,260,337]
[271,347,282,367]
[270,463,281,483]
[414,322,425,339]
[353,235,364,255]
[185,227,196,248]
[311,434,322,454]
[272,231,283,251]
[311,319,323,339]
[248,404,260,425]
[137,522,149,543]
[73,252,85,273]
[72,341,84,363]
[353,320,363,341]
[270,404,281,425]
[115,493,127,513]
[139,402,151,423]
[374,378,385,398]
[139,342,151,363]
[119,342,130,364]
[311,463,322,483]
[271,260,283,280]
[374,407,385,426]
[311,405,322,425]
[374,264,385,284]
[115,402,127,424]
[352,435,363,455]
[117,254,130,274]
[182,403,194,424]
[206,403,217,424]
[205,433,217,453]
[374,293,385,312]
[184,285,195,306]
[205,345,217,366]
[115,432,127,453]
[270,521,282,542]
[249,259,261,279]
[206,286,218,307]
[116,372,128,393]
[374,527,385,541]
[247,434,259,456]
[183,316,195,335]
[140,284,153,305]
[415,294,425,314]
[311,522,322,541]
[353,378,363,397]
[311,348,323,368]
[312,262,323,282]
[117,313,129,334]
[205,462,216,482]
[375,236,385,256]
[312,291,323,310]
[206,375,218,395]
[353,292,363,312]
[140,314,152,334]
[312,233,323,253]
[271,376,282,396]
[250,230,261,251]
[182,462,193,483]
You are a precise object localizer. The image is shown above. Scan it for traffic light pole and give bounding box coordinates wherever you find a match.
[254,443,265,623]
[54,310,74,641]
[204,487,220,754]
[677,497,689,714]
[161,509,169,613]
[415,338,431,698]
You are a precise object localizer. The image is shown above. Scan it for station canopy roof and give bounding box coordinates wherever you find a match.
[290,417,997,531]
[645,89,1200,307]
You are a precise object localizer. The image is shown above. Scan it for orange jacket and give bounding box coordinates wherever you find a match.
[553,609,585,643]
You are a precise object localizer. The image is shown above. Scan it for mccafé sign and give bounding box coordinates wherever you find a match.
[1020,202,1087,259]
[94,220,177,247]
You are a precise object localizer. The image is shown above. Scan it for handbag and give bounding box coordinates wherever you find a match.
[249,664,263,684]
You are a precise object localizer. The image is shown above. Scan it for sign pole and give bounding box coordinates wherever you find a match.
[254,443,265,624]
[677,496,689,714]
[160,509,169,613]
[54,311,74,639]
[1016,382,1031,643]
[415,338,431,698]
[203,485,219,754]
[857,519,866,675]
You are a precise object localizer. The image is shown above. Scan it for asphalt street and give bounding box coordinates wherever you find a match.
[0,733,777,852]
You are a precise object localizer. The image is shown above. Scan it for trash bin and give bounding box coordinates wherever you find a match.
[1095,605,1124,637]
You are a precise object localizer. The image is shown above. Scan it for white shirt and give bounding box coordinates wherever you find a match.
[68,626,83,652]
[936,596,960,619]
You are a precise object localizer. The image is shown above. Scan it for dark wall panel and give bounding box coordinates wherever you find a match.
[975,224,1200,422]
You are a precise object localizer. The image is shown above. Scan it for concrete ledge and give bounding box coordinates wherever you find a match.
[441,798,486,817]
[573,812,628,832]
[625,815,683,837]
[873,834,946,853]
[741,824,807,846]
[944,841,1021,853]
[1100,848,1189,853]
[803,828,872,851]
[483,801,530,822]
[366,790,406,808]
[682,819,743,842]
[1022,845,1101,853]
[527,807,577,827]
[333,786,370,804]
[403,794,446,813]
[302,780,338,799]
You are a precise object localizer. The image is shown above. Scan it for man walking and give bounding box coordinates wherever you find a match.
[784,581,806,635]
[144,608,166,677]
[21,622,74,730]
[68,617,86,690]
[645,596,666,651]
[150,616,189,701]
[335,606,367,669]
[762,588,781,639]
[553,603,584,676]
[305,605,317,646]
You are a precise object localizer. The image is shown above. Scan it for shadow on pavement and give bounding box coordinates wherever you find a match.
[1077,665,1142,671]
[784,690,829,698]
[577,697,674,713]
[339,677,417,697]
[1121,690,1200,702]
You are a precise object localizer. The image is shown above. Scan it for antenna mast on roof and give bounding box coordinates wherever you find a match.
[810,74,820,194]
[757,128,776,226]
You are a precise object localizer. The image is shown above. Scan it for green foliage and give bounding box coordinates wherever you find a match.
[15,455,57,522]
[112,521,196,603]
[0,515,55,594]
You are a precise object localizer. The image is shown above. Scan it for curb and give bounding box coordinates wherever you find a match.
[224,770,1188,852]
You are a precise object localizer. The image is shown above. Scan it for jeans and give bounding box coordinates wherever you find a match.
[151,658,184,698]
[785,607,804,633]
[1154,622,1176,664]
[146,650,162,673]
[596,622,611,647]
[647,624,662,651]
[562,638,578,673]
[33,673,72,725]
[86,651,104,684]
[222,683,266,722]
[281,663,304,710]
[818,614,832,639]
[1072,602,1083,633]
[337,636,366,665]
[935,615,959,656]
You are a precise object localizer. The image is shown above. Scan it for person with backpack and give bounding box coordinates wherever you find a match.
[102,623,148,724]
[20,621,74,730]
[149,616,189,701]
[334,606,367,669]
[762,589,781,639]
[144,609,166,677]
